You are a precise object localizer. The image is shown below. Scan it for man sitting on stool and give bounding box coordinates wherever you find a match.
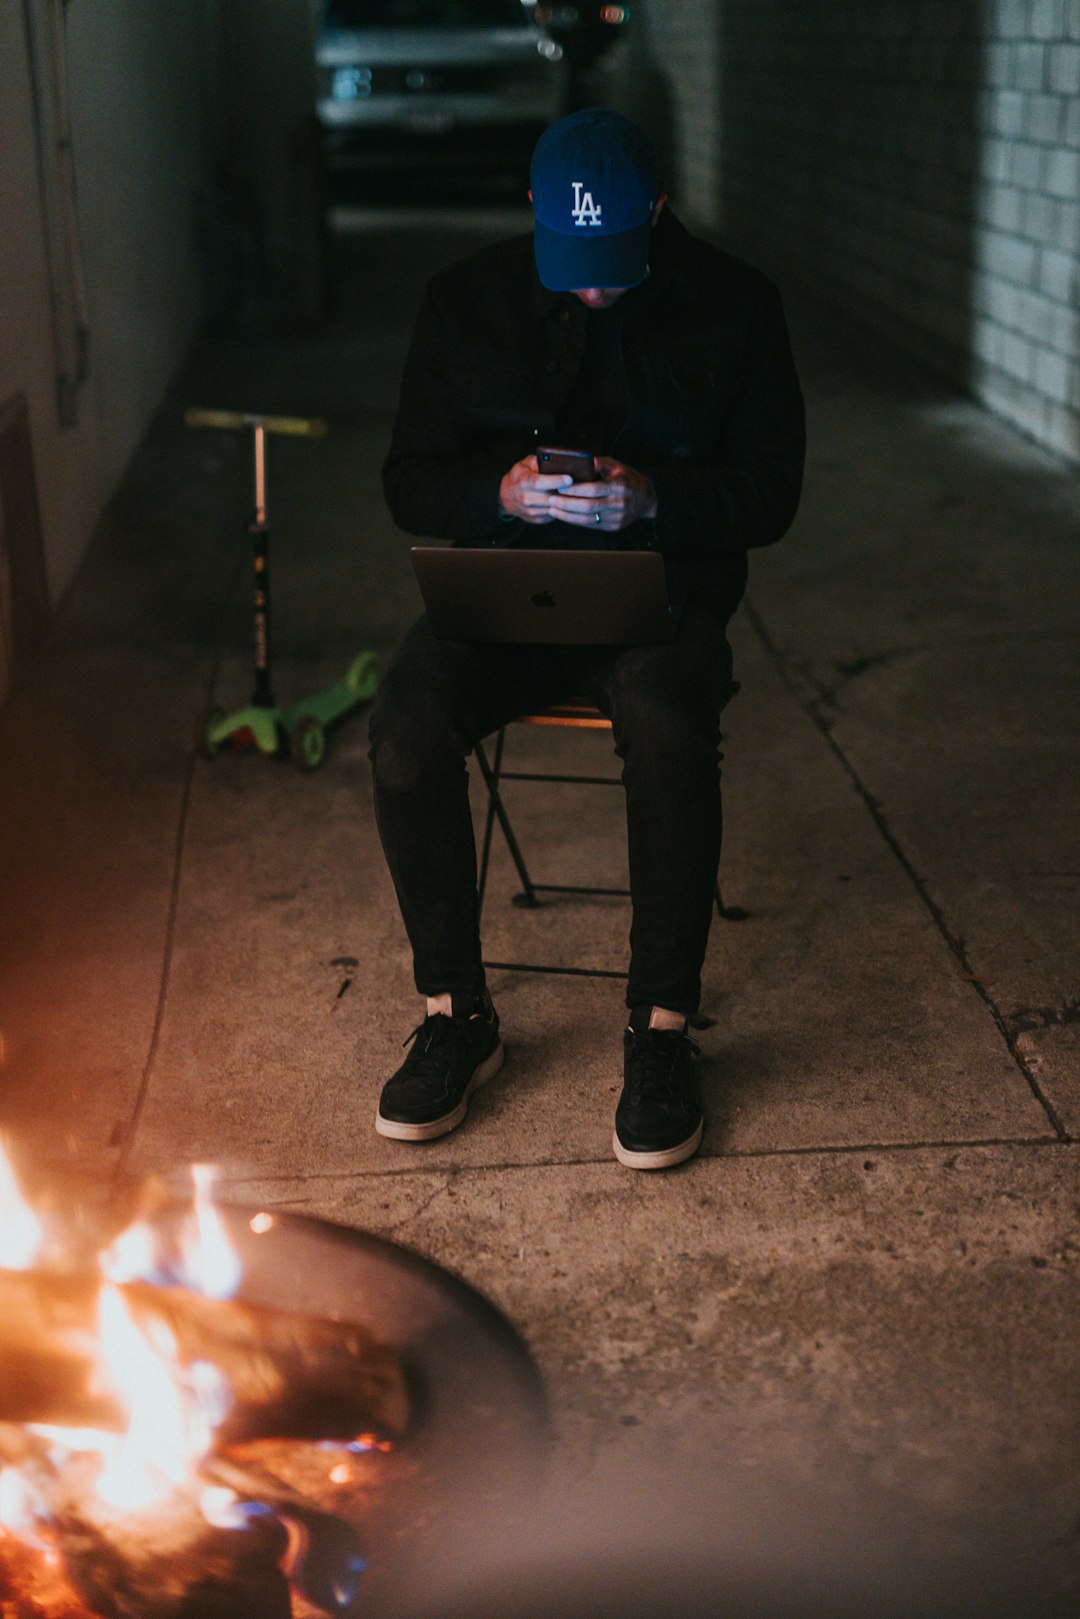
[369,109,805,1170]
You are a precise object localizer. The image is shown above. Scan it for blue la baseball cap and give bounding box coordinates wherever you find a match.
[530,108,660,292]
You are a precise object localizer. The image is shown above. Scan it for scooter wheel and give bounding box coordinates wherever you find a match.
[290,716,326,772]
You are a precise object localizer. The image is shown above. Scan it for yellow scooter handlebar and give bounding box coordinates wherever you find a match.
[184,407,327,438]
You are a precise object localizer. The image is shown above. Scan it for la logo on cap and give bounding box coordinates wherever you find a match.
[570,181,602,228]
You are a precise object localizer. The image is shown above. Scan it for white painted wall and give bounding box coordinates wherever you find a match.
[0,0,221,614]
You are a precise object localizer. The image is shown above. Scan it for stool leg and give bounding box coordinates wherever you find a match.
[714,879,748,922]
[475,734,540,910]
[476,729,503,916]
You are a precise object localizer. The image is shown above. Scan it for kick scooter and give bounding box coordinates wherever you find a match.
[185,407,378,769]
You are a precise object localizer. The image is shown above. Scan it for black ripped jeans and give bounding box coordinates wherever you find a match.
[368,608,735,1017]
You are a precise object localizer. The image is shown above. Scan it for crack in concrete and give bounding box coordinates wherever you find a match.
[109,621,238,1188]
[1006,998,1080,1035]
[743,597,1073,1144]
[379,1171,459,1233]
[217,1134,1073,1193]
[785,626,1079,721]
[800,644,923,717]
[237,1171,462,1227]
[110,734,202,1187]
[964,628,1080,646]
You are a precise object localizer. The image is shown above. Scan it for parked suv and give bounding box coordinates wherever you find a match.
[315,0,568,200]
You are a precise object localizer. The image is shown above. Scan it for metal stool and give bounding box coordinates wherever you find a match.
[474,691,745,983]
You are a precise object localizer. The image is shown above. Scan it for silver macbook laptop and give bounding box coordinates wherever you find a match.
[410,546,674,645]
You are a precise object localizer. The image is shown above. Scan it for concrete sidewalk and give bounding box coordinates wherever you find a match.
[0,221,1077,1614]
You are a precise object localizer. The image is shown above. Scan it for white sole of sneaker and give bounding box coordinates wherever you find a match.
[612,1118,704,1170]
[375,1042,504,1142]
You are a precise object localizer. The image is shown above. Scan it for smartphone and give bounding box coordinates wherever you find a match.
[537,445,597,483]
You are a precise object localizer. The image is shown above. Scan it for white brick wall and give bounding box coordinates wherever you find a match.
[705,0,1080,465]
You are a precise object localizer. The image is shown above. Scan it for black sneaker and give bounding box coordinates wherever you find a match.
[614,1009,703,1170]
[375,991,503,1141]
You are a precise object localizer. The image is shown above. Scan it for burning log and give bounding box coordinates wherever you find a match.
[47,1491,295,1619]
[1,1434,367,1618]
[0,1268,409,1444]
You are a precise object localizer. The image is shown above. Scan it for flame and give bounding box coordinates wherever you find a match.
[0,1467,45,1541]
[101,1216,161,1285]
[13,1166,243,1532]
[0,1141,44,1270]
[27,1288,237,1519]
[102,1165,242,1300]
[182,1165,242,1299]
[199,1484,245,1528]
[91,1287,202,1510]
[0,1152,378,1617]
[88,1165,242,1514]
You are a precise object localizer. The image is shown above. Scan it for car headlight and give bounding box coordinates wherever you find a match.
[330,65,372,100]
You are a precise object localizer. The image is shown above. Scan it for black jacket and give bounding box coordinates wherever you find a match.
[383,210,806,623]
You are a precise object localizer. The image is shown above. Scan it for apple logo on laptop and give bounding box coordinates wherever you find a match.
[531,591,557,609]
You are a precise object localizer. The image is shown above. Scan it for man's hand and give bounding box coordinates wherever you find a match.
[548,457,658,531]
[498,455,573,525]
